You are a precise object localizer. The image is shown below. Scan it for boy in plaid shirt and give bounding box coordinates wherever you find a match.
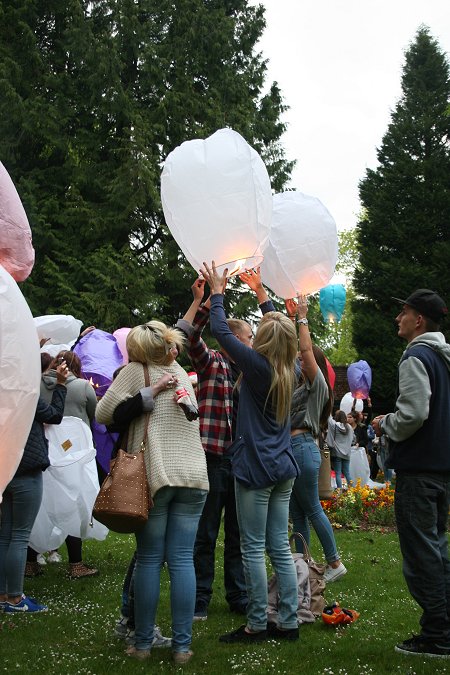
[177,278,251,619]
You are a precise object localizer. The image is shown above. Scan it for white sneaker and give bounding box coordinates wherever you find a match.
[323,562,347,583]
[37,554,47,566]
[47,551,62,563]
[152,626,172,648]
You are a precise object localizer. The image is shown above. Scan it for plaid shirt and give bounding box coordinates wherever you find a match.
[177,305,234,456]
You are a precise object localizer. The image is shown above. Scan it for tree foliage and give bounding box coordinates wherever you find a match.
[353,27,450,408]
[0,0,294,331]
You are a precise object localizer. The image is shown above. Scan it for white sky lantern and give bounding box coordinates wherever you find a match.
[260,191,338,298]
[0,265,41,501]
[161,128,272,276]
[34,314,83,346]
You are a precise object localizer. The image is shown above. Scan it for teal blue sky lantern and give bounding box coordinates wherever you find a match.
[319,284,346,323]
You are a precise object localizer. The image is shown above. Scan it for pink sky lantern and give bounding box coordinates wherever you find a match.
[161,128,272,277]
[347,360,372,399]
[113,327,131,364]
[260,191,338,299]
[0,265,41,501]
[0,162,35,281]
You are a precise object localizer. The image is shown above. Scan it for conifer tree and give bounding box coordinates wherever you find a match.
[353,27,450,407]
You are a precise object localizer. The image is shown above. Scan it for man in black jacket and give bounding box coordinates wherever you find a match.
[373,289,450,659]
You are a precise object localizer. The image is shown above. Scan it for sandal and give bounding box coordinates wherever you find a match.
[68,562,99,579]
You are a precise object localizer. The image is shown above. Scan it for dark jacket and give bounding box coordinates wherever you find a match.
[15,385,67,476]
[388,343,450,472]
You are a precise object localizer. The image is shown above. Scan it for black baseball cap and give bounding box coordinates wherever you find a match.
[392,289,448,323]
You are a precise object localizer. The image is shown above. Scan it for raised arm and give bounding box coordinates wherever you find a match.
[285,294,318,383]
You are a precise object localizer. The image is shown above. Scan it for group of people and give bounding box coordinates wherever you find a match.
[1,273,449,663]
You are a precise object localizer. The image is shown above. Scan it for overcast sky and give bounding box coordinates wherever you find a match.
[253,0,450,231]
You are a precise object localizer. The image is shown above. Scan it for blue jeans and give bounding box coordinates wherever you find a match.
[334,457,352,489]
[134,486,207,652]
[235,478,298,632]
[194,454,247,609]
[0,471,43,597]
[290,433,339,563]
[395,472,450,644]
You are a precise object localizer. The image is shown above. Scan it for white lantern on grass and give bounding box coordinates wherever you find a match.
[161,128,272,276]
[0,265,41,500]
[260,191,338,298]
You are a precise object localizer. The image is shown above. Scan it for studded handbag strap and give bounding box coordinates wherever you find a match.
[140,365,151,449]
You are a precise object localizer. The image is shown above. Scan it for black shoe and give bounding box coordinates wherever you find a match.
[267,621,299,641]
[395,635,450,659]
[219,624,268,644]
[229,603,248,615]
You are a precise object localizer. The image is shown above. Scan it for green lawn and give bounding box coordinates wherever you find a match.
[1,529,449,674]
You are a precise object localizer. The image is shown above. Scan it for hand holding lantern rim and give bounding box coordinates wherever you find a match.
[200,261,228,296]
[285,294,308,321]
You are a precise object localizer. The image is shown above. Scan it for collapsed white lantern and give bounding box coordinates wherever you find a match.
[260,191,338,298]
[0,265,41,500]
[34,314,83,345]
[161,128,272,276]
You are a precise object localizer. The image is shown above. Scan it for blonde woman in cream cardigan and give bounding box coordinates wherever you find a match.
[96,321,208,665]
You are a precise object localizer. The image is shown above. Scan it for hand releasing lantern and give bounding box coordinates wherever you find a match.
[320,284,347,323]
[0,265,41,501]
[347,360,372,400]
[0,162,35,281]
[161,128,272,276]
[260,191,338,298]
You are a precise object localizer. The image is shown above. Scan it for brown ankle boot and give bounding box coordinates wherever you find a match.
[68,562,99,579]
[24,561,44,578]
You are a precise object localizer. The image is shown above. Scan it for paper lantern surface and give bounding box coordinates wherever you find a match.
[73,329,123,396]
[320,284,346,323]
[34,314,83,345]
[347,360,372,399]
[0,265,41,499]
[113,327,131,364]
[339,392,363,414]
[161,128,272,276]
[0,162,35,281]
[260,191,338,298]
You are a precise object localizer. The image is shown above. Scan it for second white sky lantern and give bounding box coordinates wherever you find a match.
[260,191,338,298]
[161,128,272,276]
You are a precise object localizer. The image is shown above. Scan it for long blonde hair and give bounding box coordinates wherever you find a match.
[126,321,185,366]
[252,311,297,424]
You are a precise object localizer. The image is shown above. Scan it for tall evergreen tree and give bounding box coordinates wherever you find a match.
[0,0,293,330]
[353,27,450,407]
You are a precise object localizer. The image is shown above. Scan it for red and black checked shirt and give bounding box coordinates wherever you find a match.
[180,305,235,456]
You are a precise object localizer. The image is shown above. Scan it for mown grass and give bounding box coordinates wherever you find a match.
[1,528,449,675]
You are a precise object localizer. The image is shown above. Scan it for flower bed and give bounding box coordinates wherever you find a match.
[320,481,395,530]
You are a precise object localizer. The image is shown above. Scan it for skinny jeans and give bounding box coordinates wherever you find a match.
[289,433,339,563]
[235,478,298,632]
